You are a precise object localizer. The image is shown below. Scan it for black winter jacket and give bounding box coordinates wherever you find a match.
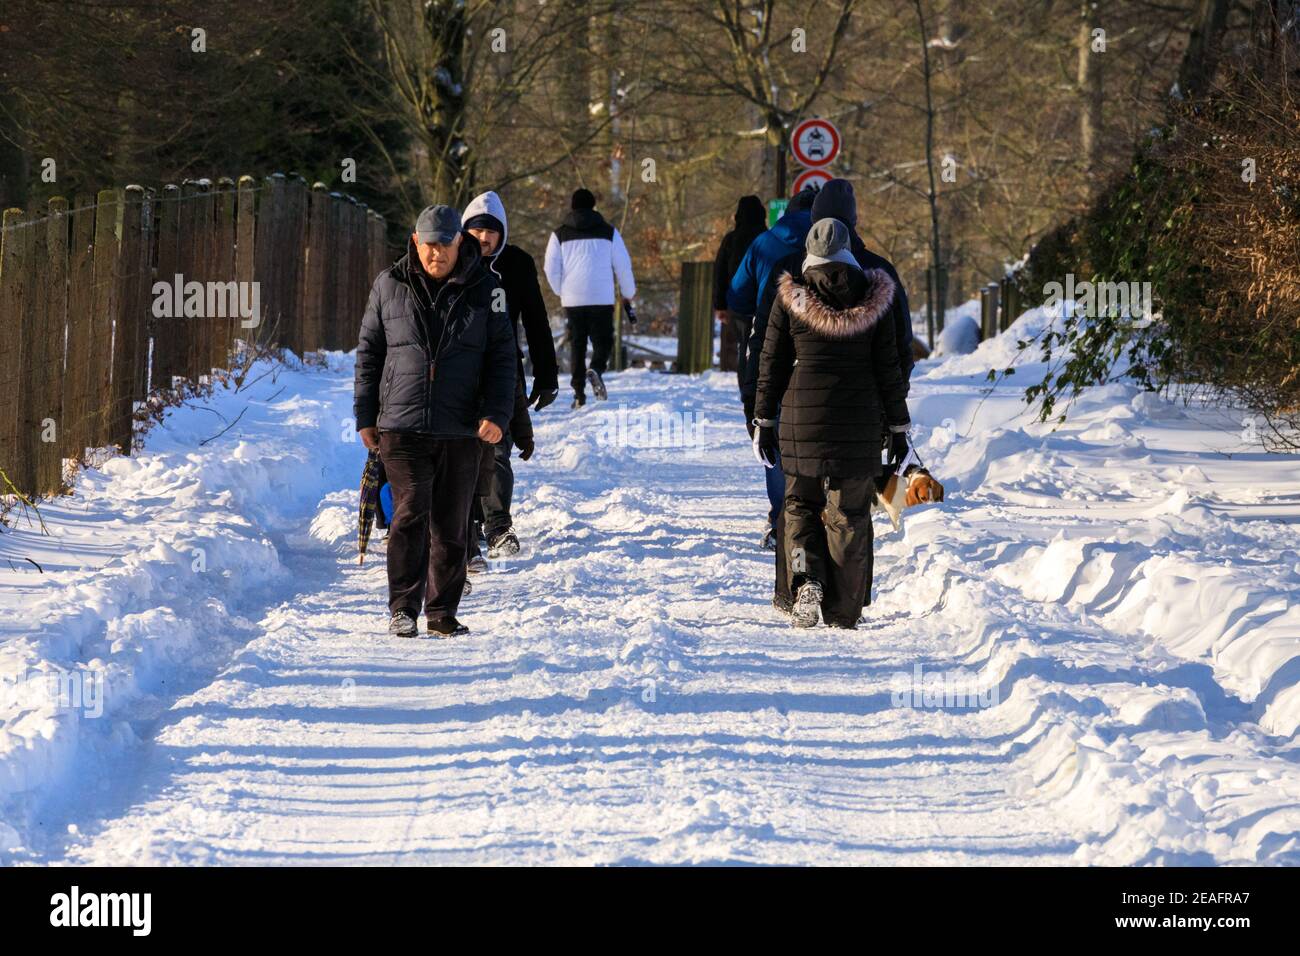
[741,238,914,404]
[492,243,558,392]
[754,264,911,479]
[354,237,516,437]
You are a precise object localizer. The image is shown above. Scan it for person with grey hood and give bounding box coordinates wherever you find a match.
[753,218,911,629]
[462,190,558,559]
[354,204,517,639]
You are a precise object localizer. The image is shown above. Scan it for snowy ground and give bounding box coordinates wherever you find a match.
[3,307,1300,865]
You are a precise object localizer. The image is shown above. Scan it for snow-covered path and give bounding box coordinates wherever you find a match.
[5,309,1300,864]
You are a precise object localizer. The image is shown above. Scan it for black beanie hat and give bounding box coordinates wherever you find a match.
[571,188,596,210]
[810,178,857,227]
[463,212,504,237]
[789,185,819,213]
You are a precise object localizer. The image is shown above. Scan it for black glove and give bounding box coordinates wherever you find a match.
[743,398,756,438]
[623,299,637,326]
[754,425,778,468]
[528,384,558,411]
[887,429,910,470]
[516,435,535,461]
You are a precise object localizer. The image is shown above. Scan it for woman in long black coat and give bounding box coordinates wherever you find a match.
[753,218,911,628]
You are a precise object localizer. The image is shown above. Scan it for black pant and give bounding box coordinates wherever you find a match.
[567,304,614,396]
[782,473,875,626]
[482,434,514,540]
[380,432,480,619]
[727,310,753,392]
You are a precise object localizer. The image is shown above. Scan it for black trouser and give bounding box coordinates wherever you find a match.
[567,304,614,397]
[380,432,480,619]
[728,310,753,392]
[783,473,876,626]
[482,434,514,540]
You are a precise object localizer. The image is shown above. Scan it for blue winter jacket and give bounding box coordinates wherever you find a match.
[725,209,813,317]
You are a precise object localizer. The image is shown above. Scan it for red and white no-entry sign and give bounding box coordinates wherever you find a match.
[792,167,833,194]
[791,118,840,168]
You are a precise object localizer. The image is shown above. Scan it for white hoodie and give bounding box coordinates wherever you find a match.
[462,190,508,278]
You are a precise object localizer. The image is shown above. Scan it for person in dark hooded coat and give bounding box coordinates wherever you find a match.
[712,195,767,383]
[753,218,911,629]
[745,178,917,614]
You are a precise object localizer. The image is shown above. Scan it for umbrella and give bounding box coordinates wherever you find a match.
[358,449,384,564]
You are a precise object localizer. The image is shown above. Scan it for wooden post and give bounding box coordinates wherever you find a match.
[90,188,122,447]
[675,261,714,374]
[280,176,308,357]
[254,173,287,350]
[192,180,215,379]
[301,183,329,354]
[42,197,69,494]
[151,185,180,388]
[330,193,349,351]
[0,207,31,492]
[212,178,236,370]
[108,186,148,453]
[174,180,200,384]
[63,195,97,461]
[234,176,256,352]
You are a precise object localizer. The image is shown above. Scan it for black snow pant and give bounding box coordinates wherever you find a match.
[380,432,480,620]
[482,433,514,541]
[728,310,753,393]
[567,304,614,398]
[782,473,876,627]
[466,439,499,562]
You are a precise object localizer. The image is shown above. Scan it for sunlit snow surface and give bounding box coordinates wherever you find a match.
[3,314,1299,865]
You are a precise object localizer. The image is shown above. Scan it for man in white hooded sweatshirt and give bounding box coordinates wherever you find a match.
[543,188,637,407]
[462,190,559,557]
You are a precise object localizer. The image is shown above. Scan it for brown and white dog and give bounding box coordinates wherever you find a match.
[874,464,945,531]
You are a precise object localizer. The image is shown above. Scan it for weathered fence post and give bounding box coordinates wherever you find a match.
[999,275,1019,332]
[108,185,149,453]
[63,195,97,461]
[90,188,122,448]
[979,282,999,341]
[0,208,31,492]
[675,261,714,373]
[254,173,287,350]
[234,176,256,351]
[41,197,70,494]
[212,178,236,370]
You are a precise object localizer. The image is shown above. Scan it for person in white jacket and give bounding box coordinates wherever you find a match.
[543,188,636,407]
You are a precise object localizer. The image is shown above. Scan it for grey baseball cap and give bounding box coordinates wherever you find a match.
[415,204,461,244]
[803,217,861,271]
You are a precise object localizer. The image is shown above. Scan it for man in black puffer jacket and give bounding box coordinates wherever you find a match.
[354,204,517,639]
[754,218,911,629]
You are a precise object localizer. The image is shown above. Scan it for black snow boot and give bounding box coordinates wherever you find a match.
[467,555,489,574]
[791,580,823,628]
[571,393,586,409]
[428,617,470,638]
[389,609,419,638]
[488,530,520,558]
[586,368,607,400]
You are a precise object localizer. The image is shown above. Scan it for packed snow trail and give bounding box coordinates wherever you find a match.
[4,307,1300,864]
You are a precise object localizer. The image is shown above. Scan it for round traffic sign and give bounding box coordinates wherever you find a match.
[792,167,833,194]
[791,118,840,168]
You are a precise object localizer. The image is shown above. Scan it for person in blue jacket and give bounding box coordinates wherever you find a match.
[726,185,818,552]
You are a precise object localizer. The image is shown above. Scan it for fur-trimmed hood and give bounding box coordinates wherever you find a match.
[776,268,896,339]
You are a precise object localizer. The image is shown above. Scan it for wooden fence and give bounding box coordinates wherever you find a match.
[675,261,714,374]
[0,173,387,500]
